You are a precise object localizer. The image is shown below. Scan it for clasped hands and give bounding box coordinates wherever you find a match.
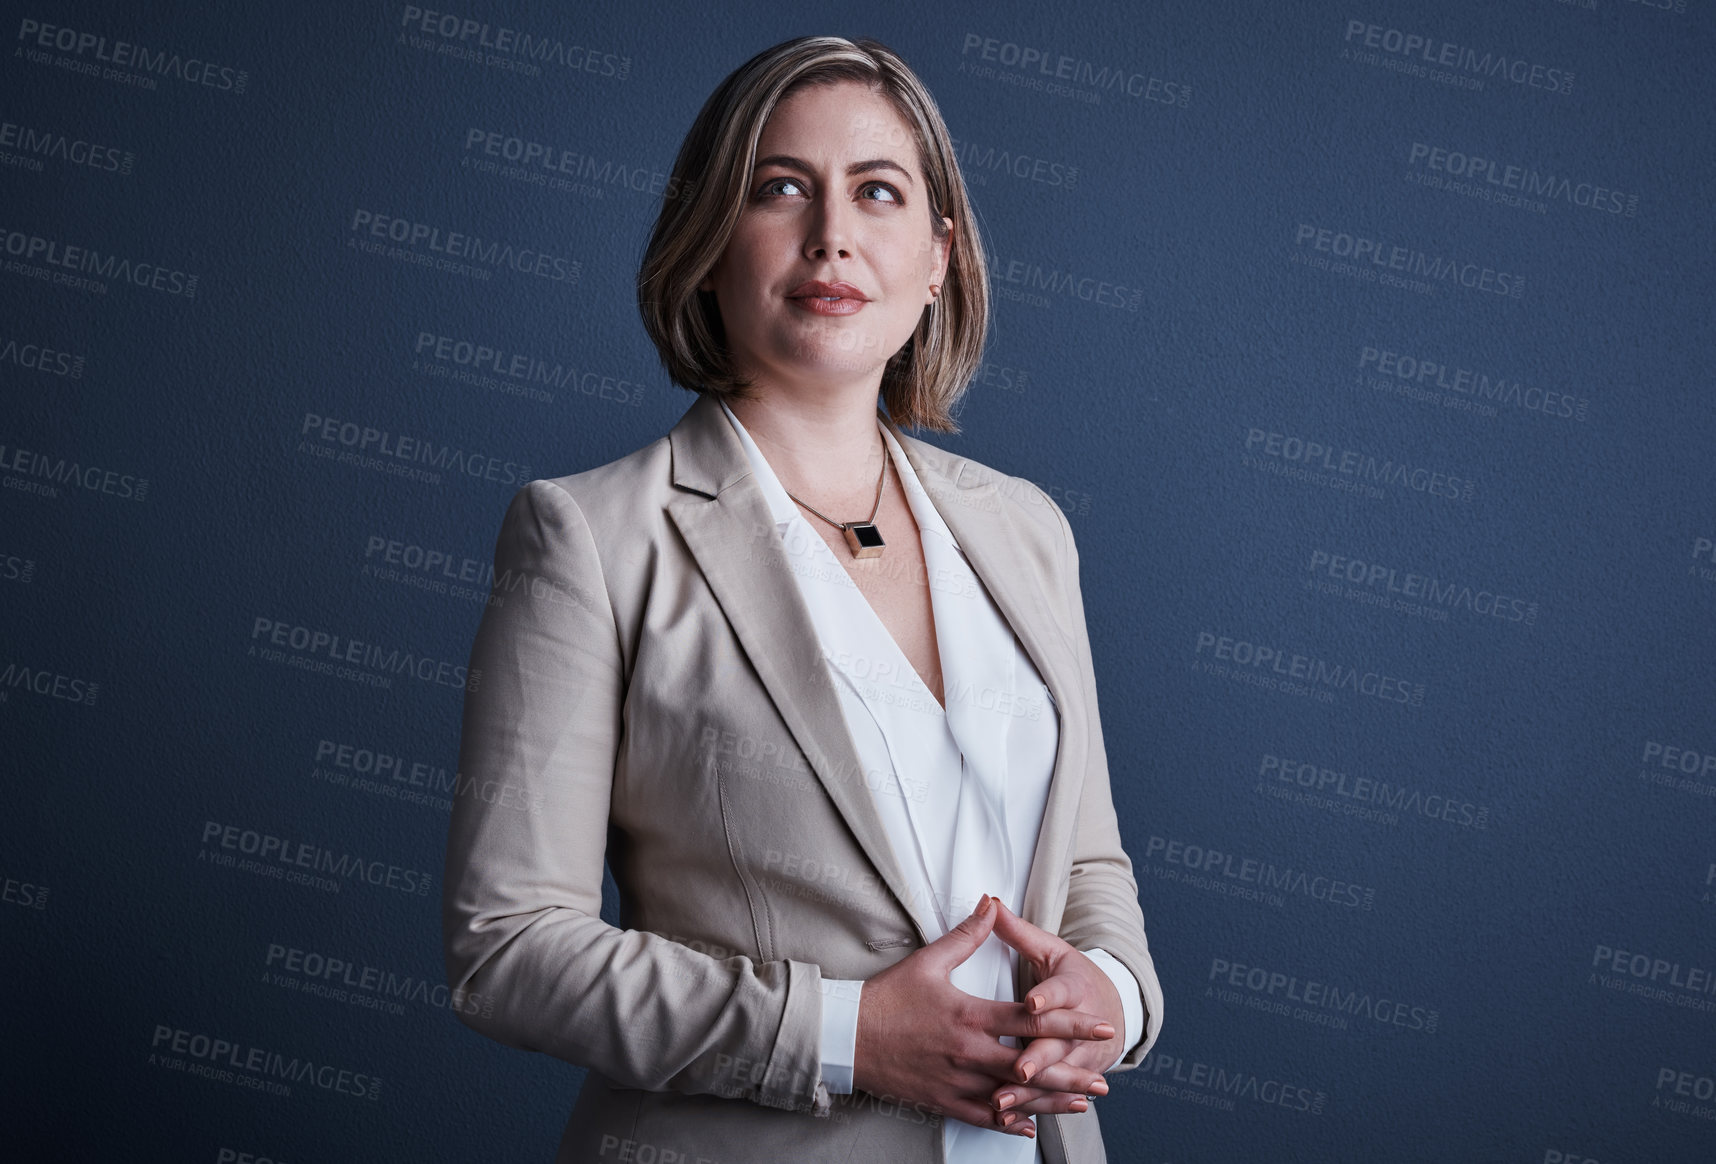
[850,893,1126,1138]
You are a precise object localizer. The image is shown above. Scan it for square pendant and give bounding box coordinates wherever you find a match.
[843,522,886,559]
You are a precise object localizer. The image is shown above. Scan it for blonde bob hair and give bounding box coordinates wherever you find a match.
[637,35,988,434]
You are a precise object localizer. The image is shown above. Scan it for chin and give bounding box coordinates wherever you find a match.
[781,333,887,369]
[800,323,911,361]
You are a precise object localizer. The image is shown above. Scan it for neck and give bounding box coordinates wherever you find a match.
[725,380,889,506]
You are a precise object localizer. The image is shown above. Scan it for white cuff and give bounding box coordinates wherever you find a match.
[1083,947,1145,1072]
[817,977,863,1095]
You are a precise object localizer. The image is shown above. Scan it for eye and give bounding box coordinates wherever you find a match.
[861,182,903,205]
[756,176,806,198]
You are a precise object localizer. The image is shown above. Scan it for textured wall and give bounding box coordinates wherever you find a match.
[4,2,1712,1161]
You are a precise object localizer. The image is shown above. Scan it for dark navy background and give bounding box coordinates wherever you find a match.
[4,2,1713,1161]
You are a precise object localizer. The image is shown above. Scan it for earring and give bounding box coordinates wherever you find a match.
[929,284,941,298]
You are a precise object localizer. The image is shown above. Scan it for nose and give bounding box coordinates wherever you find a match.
[803,190,854,261]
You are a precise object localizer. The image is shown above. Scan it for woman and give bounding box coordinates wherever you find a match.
[442,35,1163,1163]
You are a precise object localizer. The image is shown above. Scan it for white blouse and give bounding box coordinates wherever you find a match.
[719,401,1144,1159]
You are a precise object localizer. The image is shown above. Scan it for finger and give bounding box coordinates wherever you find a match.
[943,1095,1035,1137]
[1010,1038,1068,1084]
[923,894,998,975]
[989,900,1071,969]
[938,1023,1047,1084]
[990,1109,1037,1138]
[1020,971,1083,1016]
[993,1083,1094,1117]
[1020,1057,1110,1096]
[992,1079,1099,1110]
[1011,1093,1091,1116]
[985,1004,1115,1044]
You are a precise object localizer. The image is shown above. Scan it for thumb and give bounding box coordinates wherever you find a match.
[925,893,998,973]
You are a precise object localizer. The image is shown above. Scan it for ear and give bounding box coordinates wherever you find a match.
[927,219,953,304]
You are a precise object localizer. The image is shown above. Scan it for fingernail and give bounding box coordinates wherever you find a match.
[1094,1023,1115,1038]
[1019,1061,1035,1082]
[1071,1098,1088,1113]
[977,893,990,913]
[999,1111,1016,1127]
[995,1091,1015,1111]
[1028,993,1045,1013]
[1091,1079,1108,1095]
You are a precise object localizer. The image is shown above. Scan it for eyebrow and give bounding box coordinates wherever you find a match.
[753,154,916,187]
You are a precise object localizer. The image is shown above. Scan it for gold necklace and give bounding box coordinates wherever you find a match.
[782,423,888,559]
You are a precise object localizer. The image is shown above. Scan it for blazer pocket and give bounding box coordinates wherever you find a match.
[864,935,916,953]
[713,754,776,963]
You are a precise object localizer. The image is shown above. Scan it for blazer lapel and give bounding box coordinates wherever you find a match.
[664,392,1089,946]
[665,394,939,944]
[886,422,1088,936]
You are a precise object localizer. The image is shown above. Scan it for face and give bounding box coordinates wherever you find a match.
[700,79,952,397]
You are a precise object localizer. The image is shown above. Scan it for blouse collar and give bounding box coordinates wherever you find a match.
[717,397,959,551]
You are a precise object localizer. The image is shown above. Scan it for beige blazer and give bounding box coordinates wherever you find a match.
[442,391,1161,1163]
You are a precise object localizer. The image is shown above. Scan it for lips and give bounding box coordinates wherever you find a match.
[787,280,869,301]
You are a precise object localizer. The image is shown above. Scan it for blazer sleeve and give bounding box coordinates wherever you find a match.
[1041,489,1165,1067]
[441,479,830,1115]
